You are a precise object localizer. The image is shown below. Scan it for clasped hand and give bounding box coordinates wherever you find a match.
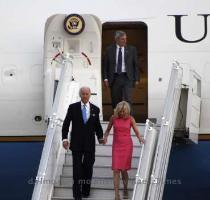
[63,141,70,150]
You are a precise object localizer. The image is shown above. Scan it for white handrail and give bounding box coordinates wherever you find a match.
[132,61,183,200]
[147,61,183,200]
[132,120,158,199]
[32,56,79,200]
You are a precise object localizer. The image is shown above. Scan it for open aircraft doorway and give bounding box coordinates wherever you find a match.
[102,22,148,123]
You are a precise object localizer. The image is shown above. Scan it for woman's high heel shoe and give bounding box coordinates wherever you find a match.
[115,194,121,200]
[123,189,129,199]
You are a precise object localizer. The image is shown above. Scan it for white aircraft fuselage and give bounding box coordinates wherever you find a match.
[0,0,210,140]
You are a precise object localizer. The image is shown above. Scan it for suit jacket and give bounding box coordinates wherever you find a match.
[103,44,140,86]
[62,102,103,152]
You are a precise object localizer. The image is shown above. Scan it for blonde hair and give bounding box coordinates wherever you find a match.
[114,101,130,118]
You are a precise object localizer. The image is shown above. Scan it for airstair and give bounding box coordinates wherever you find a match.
[52,122,145,200]
[132,61,183,200]
[32,59,183,200]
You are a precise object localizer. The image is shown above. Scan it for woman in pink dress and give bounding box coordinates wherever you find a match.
[104,101,144,200]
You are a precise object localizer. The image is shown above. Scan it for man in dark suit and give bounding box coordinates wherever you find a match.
[62,87,104,200]
[103,30,140,109]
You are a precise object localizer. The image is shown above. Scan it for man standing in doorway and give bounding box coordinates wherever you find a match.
[103,30,140,109]
[62,87,104,200]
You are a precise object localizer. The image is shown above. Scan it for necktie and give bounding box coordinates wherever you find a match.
[117,47,122,74]
[82,104,87,123]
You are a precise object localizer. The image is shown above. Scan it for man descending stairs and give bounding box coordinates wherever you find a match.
[51,122,145,200]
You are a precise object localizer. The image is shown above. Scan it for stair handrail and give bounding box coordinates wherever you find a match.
[132,119,158,199]
[32,53,79,200]
[147,61,183,200]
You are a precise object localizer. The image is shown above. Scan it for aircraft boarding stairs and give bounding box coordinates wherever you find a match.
[52,122,146,200]
[32,61,183,200]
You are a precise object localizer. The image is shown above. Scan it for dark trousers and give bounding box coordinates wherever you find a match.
[72,151,95,198]
[110,73,133,109]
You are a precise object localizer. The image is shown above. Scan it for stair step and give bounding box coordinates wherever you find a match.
[101,121,145,129]
[53,186,133,199]
[62,165,137,177]
[65,154,140,167]
[91,135,143,146]
[100,123,146,136]
[52,197,132,200]
[59,176,135,188]
[96,144,141,156]
[66,145,141,157]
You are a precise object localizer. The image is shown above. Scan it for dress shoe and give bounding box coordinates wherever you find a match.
[82,193,90,198]
[74,197,82,200]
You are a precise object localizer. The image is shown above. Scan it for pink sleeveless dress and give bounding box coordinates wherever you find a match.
[112,117,133,170]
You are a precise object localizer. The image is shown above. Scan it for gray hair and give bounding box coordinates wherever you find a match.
[79,86,91,96]
[115,30,126,40]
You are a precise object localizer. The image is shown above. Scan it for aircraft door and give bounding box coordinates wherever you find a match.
[186,70,201,143]
[43,14,103,119]
[102,22,148,122]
